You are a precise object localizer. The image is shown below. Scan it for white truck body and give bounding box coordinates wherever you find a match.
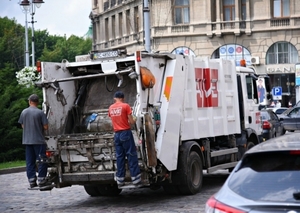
[38,50,265,195]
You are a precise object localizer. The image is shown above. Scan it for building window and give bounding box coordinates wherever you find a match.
[105,18,109,41]
[104,1,109,11]
[212,44,252,66]
[266,42,298,64]
[134,6,139,34]
[119,12,123,37]
[112,15,116,39]
[126,9,131,35]
[273,0,290,18]
[94,0,98,7]
[223,0,235,21]
[173,0,190,25]
[111,0,116,8]
[241,0,246,20]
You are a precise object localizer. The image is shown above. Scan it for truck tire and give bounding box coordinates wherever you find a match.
[97,184,122,196]
[178,151,203,195]
[84,185,102,197]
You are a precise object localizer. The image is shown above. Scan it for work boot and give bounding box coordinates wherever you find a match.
[29,181,38,188]
[38,179,52,187]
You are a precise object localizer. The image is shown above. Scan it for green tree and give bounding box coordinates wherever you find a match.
[40,35,92,62]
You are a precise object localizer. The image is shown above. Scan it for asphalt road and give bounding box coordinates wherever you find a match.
[0,170,229,213]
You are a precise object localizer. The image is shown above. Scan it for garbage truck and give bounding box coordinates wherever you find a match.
[35,49,270,195]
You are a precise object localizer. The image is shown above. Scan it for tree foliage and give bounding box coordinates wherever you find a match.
[0,16,92,162]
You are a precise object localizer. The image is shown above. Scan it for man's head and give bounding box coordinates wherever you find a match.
[28,94,39,103]
[114,91,124,99]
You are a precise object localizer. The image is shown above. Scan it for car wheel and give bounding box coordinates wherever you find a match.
[282,128,286,135]
[247,141,255,150]
[288,130,295,132]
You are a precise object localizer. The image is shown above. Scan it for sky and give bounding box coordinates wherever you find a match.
[0,0,92,38]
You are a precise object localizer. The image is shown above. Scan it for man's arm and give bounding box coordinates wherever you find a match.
[43,124,48,130]
[128,114,136,125]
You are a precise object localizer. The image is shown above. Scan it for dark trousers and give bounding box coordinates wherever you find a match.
[25,144,48,183]
[114,130,141,183]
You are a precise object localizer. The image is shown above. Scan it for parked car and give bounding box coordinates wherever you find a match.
[266,107,289,115]
[205,134,300,212]
[260,109,285,140]
[279,106,300,132]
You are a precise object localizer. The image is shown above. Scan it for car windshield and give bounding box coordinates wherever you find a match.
[282,108,295,116]
[276,108,288,114]
[260,111,270,120]
[228,151,300,202]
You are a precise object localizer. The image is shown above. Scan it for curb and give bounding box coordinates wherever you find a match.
[0,167,26,175]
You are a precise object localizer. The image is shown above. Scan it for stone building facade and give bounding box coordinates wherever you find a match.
[90,0,300,106]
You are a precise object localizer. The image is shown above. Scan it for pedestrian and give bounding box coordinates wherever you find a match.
[276,100,281,108]
[18,94,49,189]
[108,91,141,187]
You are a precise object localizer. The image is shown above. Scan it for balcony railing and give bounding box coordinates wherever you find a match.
[171,25,189,33]
[271,18,290,27]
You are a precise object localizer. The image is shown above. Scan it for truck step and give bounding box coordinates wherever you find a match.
[118,182,149,189]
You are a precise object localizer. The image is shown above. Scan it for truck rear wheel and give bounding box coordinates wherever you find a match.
[84,185,102,197]
[178,151,203,195]
[97,184,122,196]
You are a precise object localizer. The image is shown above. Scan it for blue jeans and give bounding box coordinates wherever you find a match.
[25,144,48,183]
[114,130,141,183]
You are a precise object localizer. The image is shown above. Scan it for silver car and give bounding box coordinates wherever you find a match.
[279,107,300,132]
[205,133,300,212]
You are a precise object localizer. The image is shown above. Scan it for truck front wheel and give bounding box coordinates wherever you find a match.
[178,151,203,195]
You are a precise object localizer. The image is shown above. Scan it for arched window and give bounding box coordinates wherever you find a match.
[266,42,298,64]
[171,46,195,56]
[211,44,251,66]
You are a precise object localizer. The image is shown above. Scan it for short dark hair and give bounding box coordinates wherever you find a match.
[114,91,124,98]
[28,94,39,103]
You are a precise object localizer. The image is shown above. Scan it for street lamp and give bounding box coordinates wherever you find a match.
[19,0,45,67]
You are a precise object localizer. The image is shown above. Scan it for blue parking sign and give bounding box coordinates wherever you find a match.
[273,87,282,96]
[272,87,282,100]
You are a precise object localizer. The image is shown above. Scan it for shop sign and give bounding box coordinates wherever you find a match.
[266,64,295,73]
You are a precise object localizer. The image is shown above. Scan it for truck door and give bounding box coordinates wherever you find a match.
[39,62,77,136]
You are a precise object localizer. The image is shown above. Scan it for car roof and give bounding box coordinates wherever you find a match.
[245,133,300,155]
